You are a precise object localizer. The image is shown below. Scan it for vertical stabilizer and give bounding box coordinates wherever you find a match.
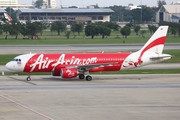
[4,13,12,24]
[139,26,168,54]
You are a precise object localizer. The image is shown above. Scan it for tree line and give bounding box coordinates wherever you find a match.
[109,0,166,23]
[159,21,180,37]
[0,0,178,40]
[120,22,180,39]
[1,20,180,40]
[0,20,119,39]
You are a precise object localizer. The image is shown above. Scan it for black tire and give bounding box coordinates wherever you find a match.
[79,74,85,79]
[86,75,92,81]
[26,77,31,81]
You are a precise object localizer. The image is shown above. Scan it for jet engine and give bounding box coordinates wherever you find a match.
[61,68,78,78]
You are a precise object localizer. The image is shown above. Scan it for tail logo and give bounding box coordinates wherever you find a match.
[123,59,143,68]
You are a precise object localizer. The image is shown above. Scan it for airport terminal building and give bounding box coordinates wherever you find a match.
[16,8,114,24]
[0,9,6,19]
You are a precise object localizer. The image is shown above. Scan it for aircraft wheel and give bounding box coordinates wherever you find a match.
[79,74,85,79]
[86,75,92,81]
[26,77,31,81]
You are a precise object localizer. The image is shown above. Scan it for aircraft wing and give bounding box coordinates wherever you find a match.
[66,62,119,70]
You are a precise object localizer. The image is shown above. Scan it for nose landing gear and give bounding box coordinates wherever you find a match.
[26,73,31,81]
[26,76,31,81]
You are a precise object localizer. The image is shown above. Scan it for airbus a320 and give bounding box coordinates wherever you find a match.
[6,26,171,81]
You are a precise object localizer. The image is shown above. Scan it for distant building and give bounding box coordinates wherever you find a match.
[0,0,55,9]
[156,5,180,23]
[0,0,32,9]
[0,9,6,19]
[125,4,141,10]
[171,1,180,5]
[44,0,56,8]
[17,8,114,24]
[0,0,18,5]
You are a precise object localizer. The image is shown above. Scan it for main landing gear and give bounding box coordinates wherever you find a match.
[79,74,85,79]
[26,73,31,81]
[78,74,92,81]
[85,75,92,81]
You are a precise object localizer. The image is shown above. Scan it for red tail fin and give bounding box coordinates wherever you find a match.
[4,13,12,24]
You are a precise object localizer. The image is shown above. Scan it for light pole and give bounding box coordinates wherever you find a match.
[141,0,142,23]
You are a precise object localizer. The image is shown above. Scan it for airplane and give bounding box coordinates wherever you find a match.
[5,26,171,81]
[3,13,13,24]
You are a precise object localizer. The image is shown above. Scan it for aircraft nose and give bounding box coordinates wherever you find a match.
[5,61,24,72]
[5,62,12,70]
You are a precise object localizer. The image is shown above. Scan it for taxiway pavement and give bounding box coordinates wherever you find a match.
[0,43,179,54]
[0,74,180,120]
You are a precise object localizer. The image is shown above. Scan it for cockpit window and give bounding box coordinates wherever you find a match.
[12,59,21,62]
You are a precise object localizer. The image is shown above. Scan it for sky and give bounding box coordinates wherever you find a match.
[18,0,176,7]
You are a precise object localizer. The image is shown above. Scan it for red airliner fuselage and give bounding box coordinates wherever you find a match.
[24,53,131,73]
[5,26,171,81]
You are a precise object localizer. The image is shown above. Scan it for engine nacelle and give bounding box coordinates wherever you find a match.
[52,71,61,76]
[61,68,78,78]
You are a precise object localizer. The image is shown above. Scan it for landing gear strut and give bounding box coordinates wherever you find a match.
[84,71,92,81]
[26,73,31,81]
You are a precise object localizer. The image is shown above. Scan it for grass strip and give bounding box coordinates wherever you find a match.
[0,30,180,45]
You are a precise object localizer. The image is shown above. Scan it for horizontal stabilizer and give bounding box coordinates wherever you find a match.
[150,55,171,61]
